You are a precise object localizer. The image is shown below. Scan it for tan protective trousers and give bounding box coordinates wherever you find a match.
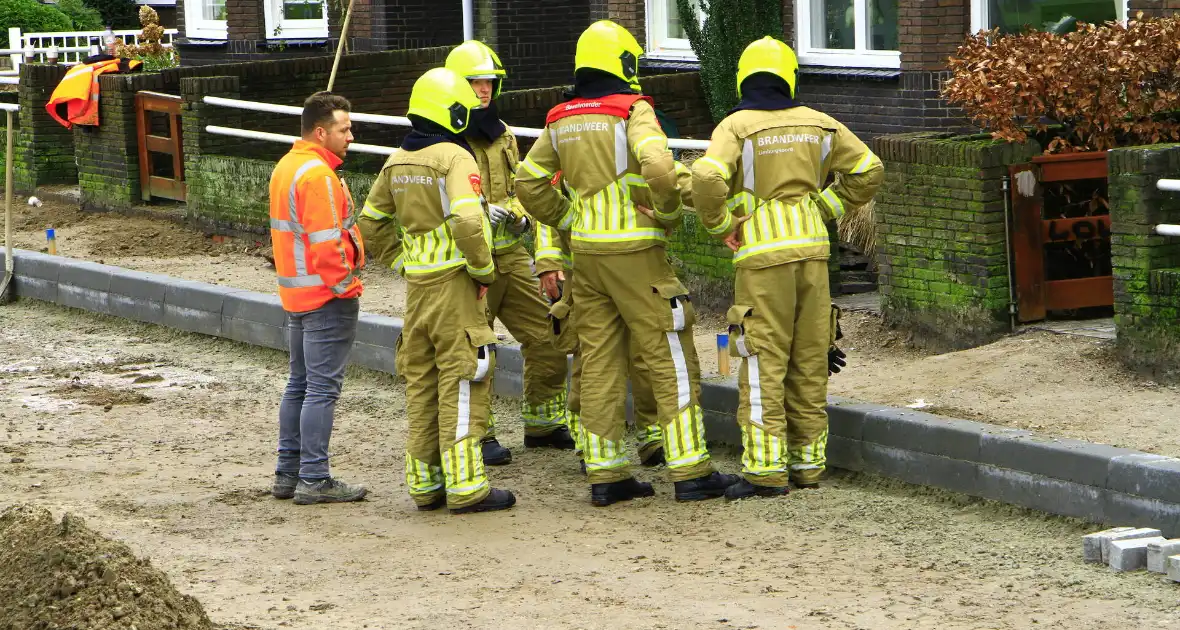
[549,270,662,463]
[728,259,831,487]
[484,245,571,438]
[573,248,714,484]
[398,271,499,509]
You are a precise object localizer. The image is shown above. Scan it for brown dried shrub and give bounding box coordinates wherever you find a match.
[943,13,1180,154]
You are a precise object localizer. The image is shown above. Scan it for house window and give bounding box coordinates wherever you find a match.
[796,0,900,68]
[184,0,227,39]
[265,0,329,38]
[646,0,700,60]
[970,0,1128,34]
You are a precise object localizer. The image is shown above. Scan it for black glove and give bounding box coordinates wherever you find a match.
[828,345,847,376]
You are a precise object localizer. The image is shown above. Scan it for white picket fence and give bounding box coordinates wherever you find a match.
[3,27,178,77]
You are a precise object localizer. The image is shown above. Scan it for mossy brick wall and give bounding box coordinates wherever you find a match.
[74,73,173,211]
[15,64,75,193]
[1109,144,1180,381]
[873,131,1040,350]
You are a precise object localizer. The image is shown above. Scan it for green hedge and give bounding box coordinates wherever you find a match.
[0,0,72,48]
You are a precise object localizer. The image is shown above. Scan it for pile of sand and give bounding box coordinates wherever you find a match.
[0,504,213,630]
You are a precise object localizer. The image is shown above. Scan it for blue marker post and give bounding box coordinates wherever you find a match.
[46,227,57,256]
[716,332,730,376]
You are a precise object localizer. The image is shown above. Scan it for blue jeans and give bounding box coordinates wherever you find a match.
[276,297,360,479]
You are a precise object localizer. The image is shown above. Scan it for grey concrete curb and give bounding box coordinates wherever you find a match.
[4,249,1180,534]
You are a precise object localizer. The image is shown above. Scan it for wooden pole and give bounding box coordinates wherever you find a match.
[326,0,355,92]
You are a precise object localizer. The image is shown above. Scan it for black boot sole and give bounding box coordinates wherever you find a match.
[591,483,655,507]
[524,434,576,450]
[450,496,516,514]
[417,496,446,511]
[483,453,512,466]
[725,485,790,501]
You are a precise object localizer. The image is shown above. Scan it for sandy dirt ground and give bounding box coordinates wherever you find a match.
[9,195,1180,458]
[3,300,1180,630]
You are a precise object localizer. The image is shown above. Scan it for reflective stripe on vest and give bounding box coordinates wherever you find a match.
[568,127,665,246]
[730,138,830,264]
[399,179,488,276]
[272,158,362,294]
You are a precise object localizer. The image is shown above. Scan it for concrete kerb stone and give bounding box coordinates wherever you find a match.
[1083,527,1136,563]
[12,248,1180,535]
[1109,535,1166,571]
[1101,527,1164,564]
[1147,539,1180,573]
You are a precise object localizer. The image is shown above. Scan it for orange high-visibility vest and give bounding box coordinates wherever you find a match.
[269,140,366,313]
[45,57,142,129]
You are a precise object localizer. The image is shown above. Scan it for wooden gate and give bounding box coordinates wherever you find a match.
[135,91,185,202]
[1010,152,1112,322]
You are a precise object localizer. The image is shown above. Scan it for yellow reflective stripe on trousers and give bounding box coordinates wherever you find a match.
[663,404,711,469]
[584,431,629,471]
[740,423,786,476]
[404,455,444,495]
[636,423,663,447]
[788,427,828,472]
[521,389,568,431]
[442,436,489,498]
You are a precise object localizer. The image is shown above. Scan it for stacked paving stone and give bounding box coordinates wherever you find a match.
[1080,526,1180,578]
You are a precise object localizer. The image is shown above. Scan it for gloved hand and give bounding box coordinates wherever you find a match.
[488,204,514,228]
[828,345,847,376]
[506,215,530,235]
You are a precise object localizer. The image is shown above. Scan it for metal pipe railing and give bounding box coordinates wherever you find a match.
[204,125,397,156]
[202,95,712,150]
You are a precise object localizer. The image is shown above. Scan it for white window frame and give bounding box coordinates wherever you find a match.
[183,0,228,40]
[645,0,701,61]
[795,0,900,69]
[264,0,330,39]
[970,0,1129,33]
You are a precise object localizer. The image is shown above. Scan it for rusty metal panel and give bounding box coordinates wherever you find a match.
[1044,276,1114,311]
[1011,164,1046,322]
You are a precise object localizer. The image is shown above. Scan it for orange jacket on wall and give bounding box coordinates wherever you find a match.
[269,140,366,313]
[45,56,142,129]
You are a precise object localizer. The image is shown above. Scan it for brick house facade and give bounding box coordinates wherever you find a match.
[174,0,1137,138]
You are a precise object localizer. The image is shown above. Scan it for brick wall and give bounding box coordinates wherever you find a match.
[382,0,462,50]
[872,131,1040,350]
[15,64,75,193]
[898,0,969,71]
[1129,0,1180,19]
[1109,144,1180,381]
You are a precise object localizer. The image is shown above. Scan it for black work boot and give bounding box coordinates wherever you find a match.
[417,495,446,511]
[450,488,517,514]
[724,478,790,501]
[481,438,512,466]
[640,446,666,468]
[272,472,299,499]
[674,472,741,502]
[524,426,577,450]
[591,477,655,507]
[792,480,821,490]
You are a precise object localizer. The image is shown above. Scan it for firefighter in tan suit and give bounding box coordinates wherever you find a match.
[692,37,883,498]
[361,67,516,513]
[516,20,739,506]
[444,41,576,466]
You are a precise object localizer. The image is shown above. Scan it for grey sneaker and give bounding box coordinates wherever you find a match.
[292,477,368,505]
[272,472,299,499]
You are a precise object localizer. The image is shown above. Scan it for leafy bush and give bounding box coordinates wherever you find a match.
[55,0,104,30]
[676,0,783,123]
[943,14,1180,153]
[114,6,179,70]
[85,0,140,29]
[0,0,72,48]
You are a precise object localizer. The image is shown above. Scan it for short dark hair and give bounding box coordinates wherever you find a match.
[301,91,351,135]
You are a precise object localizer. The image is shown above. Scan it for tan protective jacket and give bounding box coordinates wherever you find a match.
[515,97,684,254]
[358,142,496,285]
[691,107,883,268]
